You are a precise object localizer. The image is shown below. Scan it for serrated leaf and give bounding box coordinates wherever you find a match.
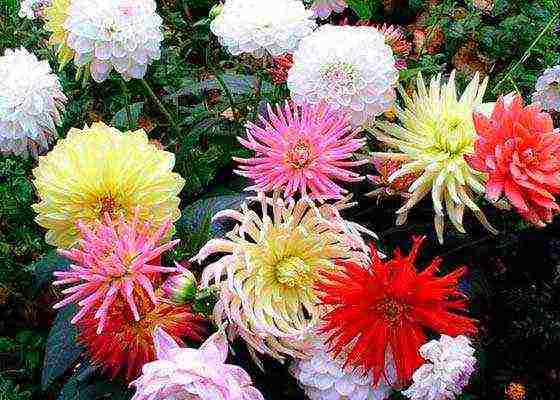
[110,102,144,130]
[41,305,84,389]
[32,250,71,288]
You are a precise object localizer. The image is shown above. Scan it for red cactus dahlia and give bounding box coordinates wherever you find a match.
[76,291,206,381]
[316,236,477,385]
[466,95,560,226]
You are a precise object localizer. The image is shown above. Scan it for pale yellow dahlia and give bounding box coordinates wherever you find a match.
[43,0,74,69]
[32,122,184,248]
[192,192,373,361]
[371,71,497,243]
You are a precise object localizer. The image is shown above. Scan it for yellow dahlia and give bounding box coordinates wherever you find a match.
[192,192,373,361]
[43,0,74,69]
[32,122,184,248]
[371,71,497,243]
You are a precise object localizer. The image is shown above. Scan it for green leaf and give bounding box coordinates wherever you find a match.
[346,0,374,20]
[41,306,84,390]
[110,102,144,130]
[171,74,273,98]
[32,250,71,288]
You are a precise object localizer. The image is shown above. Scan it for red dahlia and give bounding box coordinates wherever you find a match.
[76,290,206,381]
[316,236,477,385]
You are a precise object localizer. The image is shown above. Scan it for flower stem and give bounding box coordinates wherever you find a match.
[140,78,179,137]
[118,78,134,130]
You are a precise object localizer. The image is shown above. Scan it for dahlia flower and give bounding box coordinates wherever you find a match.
[192,192,372,361]
[19,0,51,19]
[267,54,294,85]
[366,156,418,200]
[466,95,560,226]
[403,335,477,400]
[532,65,560,112]
[0,47,66,157]
[161,264,198,305]
[44,0,77,68]
[307,0,347,19]
[235,102,366,201]
[210,0,316,58]
[372,71,497,243]
[130,327,265,400]
[77,290,206,381]
[371,24,412,70]
[288,25,398,127]
[32,122,184,248]
[290,332,396,400]
[316,236,477,385]
[53,212,178,333]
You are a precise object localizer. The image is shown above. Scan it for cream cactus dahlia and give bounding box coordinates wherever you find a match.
[290,333,396,400]
[371,71,498,243]
[210,0,317,57]
[287,25,398,127]
[192,192,373,361]
[0,47,66,157]
[48,0,163,82]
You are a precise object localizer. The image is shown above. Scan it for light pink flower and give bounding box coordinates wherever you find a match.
[131,327,265,400]
[234,102,366,201]
[53,211,178,334]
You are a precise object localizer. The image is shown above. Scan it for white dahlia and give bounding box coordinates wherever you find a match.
[532,65,560,112]
[287,25,398,127]
[63,0,163,82]
[0,47,66,157]
[307,0,347,19]
[19,0,51,19]
[290,334,396,400]
[210,0,317,58]
[403,335,477,400]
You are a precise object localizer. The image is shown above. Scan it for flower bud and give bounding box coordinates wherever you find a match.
[162,265,197,305]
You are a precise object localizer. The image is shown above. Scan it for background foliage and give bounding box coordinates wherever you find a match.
[1,0,560,399]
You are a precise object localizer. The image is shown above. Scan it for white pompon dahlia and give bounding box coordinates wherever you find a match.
[290,334,396,400]
[19,0,51,19]
[288,25,398,127]
[63,0,163,82]
[0,47,66,157]
[210,0,317,57]
[403,335,477,400]
[308,0,347,19]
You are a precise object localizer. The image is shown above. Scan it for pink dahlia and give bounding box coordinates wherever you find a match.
[466,95,560,226]
[53,211,178,333]
[234,102,366,201]
[130,327,265,400]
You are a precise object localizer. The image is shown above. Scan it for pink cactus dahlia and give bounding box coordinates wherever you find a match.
[130,327,265,400]
[466,95,560,226]
[53,210,178,333]
[234,102,366,201]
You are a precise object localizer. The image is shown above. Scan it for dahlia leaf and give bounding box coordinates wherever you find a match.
[32,250,70,288]
[110,102,144,130]
[41,305,84,389]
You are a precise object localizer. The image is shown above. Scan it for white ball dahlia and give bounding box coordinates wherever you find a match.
[63,0,163,82]
[290,334,396,400]
[0,47,66,157]
[307,0,347,19]
[210,0,317,58]
[19,0,51,19]
[287,25,398,127]
[403,335,477,400]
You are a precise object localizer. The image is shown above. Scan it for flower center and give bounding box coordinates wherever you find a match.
[376,298,405,324]
[100,197,118,216]
[275,256,311,287]
[322,62,359,96]
[287,140,312,169]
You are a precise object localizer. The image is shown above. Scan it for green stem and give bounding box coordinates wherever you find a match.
[494,12,560,92]
[140,78,179,138]
[204,48,237,120]
[118,78,134,130]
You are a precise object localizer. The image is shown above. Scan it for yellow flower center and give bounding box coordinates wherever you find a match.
[376,298,405,324]
[287,140,312,169]
[275,256,312,287]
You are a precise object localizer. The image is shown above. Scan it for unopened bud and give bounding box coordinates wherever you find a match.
[162,264,198,305]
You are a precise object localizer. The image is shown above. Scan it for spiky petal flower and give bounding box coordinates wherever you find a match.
[19,0,51,19]
[43,0,74,68]
[532,65,560,112]
[192,192,372,361]
[0,47,66,156]
[235,102,366,201]
[307,0,347,19]
[465,95,560,226]
[288,25,398,127]
[32,122,184,248]
[403,335,477,400]
[366,156,418,200]
[210,0,316,58]
[77,290,206,381]
[372,71,497,243]
[290,332,396,400]
[59,0,164,82]
[53,212,178,334]
[130,327,265,400]
[316,236,477,385]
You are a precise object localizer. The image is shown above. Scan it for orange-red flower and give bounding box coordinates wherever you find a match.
[76,291,206,381]
[316,236,477,385]
[466,95,560,226]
